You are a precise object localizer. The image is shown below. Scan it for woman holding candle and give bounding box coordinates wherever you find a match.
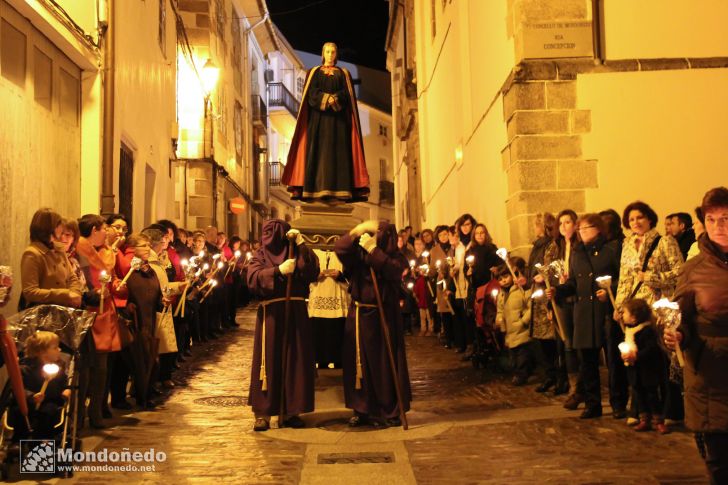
[527,213,560,393]
[548,213,620,419]
[614,201,684,427]
[76,214,123,428]
[143,227,186,389]
[124,232,181,408]
[598,208,629,418]
[465,223,502,361]
[20,208,84,310]
[9,331,70,441]
[543,209,580,400]
[667,187,728,484]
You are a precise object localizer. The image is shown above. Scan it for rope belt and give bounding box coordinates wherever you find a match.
[354,301,377,390]
[258,297,306,392]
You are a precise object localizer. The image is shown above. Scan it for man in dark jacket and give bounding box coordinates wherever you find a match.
[666,212,696,260]
[667,187,728,485]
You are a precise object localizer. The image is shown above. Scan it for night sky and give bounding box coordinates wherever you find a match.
[266,0,390,70]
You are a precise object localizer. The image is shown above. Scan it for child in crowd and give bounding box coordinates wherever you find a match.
[495,258,534,386]
[620,298,669,434]
[414,264,434,336]
[435,263,456,348]
[10,331,71,441]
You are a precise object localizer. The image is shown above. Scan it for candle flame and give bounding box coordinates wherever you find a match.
[652,298,679,310]
[618,342,635,354]
[234,250,241,258]
[181,259,189,267]
[198,251,205,258]
[203,263,210,270]
[211,279,218,287]
[42,363,60,377]
[422,250,430,258]
[496,248,508,261]
[531,289,545,299]
[409,259,416,268]
[213,253,221,260]
[465,255,475,264]
[217,262,224,269]
[491,289,499,298]
[407,282,414,289]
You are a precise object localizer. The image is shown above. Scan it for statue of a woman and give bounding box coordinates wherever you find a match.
[281,42,370,204]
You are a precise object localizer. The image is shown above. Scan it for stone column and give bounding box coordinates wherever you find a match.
[503,0,596,257]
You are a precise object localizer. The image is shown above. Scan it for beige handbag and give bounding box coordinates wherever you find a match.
[155,306,178,354]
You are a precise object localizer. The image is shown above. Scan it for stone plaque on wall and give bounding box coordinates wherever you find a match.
[516,21,594,60]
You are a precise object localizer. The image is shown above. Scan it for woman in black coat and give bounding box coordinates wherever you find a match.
[550,213,620,419]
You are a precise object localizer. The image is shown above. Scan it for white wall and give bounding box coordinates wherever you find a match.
[413,0,513,242]
[604,0,728,59]
[115,0,176,228]
[580,68,728,219]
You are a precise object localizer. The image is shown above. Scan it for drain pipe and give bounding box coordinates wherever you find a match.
[100,0,116,216]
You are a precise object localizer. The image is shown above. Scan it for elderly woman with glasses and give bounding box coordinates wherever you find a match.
[547,213,620,419]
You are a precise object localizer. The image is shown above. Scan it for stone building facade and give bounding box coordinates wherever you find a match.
[388,0,728,255]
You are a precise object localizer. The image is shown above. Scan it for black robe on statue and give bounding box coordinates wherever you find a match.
[335,223,412,419]
[247,220,320,417]
[282,66,369,204]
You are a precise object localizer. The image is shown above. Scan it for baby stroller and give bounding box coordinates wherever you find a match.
[0,305,95,479]
[471,279,503,370]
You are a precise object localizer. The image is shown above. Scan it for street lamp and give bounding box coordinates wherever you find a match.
[201,58,219,96]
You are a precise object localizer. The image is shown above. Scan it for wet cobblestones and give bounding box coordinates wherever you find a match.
[24,304,708,484]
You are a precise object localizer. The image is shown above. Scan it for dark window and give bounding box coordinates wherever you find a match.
[119,143,134,229]
[1,19,27,88]
[231,7,242,94]
[59,68,79,125]
[33,47,52,110]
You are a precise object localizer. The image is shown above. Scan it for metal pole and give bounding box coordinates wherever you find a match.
[277,235,296,426]
[369,267,408,430]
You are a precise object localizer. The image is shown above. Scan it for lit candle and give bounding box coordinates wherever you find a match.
[618,341,636,366]
[37,363,60,408]
[531,288,545,299]
[652,298,685,367]
[409,259,416,268]
[119,257,142,287]
[496,247,521,290]
[465,255,475,267]
[200,279,218,303]
[98,270,111,311]
[406,282,414,290]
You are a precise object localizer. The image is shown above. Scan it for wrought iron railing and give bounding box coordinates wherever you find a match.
[379,180,394,206]
[269,160,283,186]
[267,82,300,117]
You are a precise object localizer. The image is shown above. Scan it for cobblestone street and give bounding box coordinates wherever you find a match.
[21,305,708,484]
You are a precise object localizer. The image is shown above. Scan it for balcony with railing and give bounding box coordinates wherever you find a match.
[252,94,267,128]
[379,180,395,206]
[267,82,300,118]
[269,160,283,186]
